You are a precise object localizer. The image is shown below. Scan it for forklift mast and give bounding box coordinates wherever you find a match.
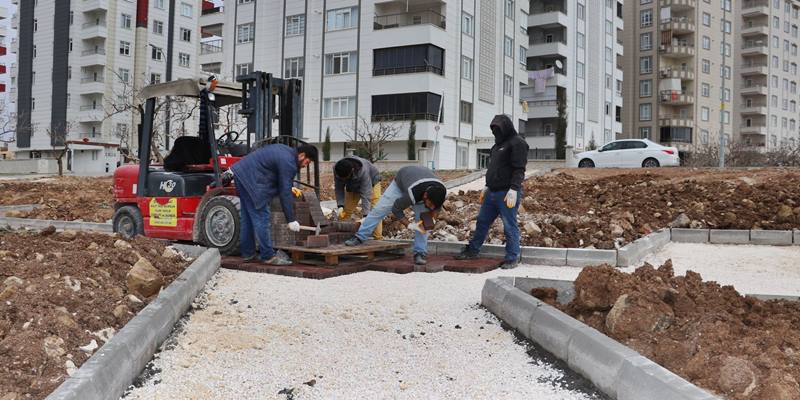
[236,72,303,150]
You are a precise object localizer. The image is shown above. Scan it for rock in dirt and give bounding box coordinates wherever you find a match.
[3,276,24,288]
[93,328,116,344]
[0,285,18,301]
[39,226,57,236]
[114,239,132,249]
[670,213,690,228]
[60,230,78,240]
[65,360,77,376]
[605,293,673,339]
[127,294,143,304]
[112,304,129,320]
[162,247,181,259]
[777,205,795,223]
[56,313,78,329]
[126,257,164,298]
[64,276,81,292]
[79,339,98,354]
[0,393,21,400]
[43,336,65,358]
[610,224,624,237]
[719,356,758,397]
[34,253,44,262]
[760,373,800,400]
[87,242,99,250]
[523,221,542,235]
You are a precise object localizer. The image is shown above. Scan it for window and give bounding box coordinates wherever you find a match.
[69,39,73,52]
[722,20,731,33]
[503,75,513,96]
[323,97,356,119]
[150,73,162,84]
[121,14,132,29]
[284,57,304,78]
[701,83,710,97]
[640,33,652,51]
[180,2,193,17]
[154,0,165,9]
[119,41,131,56]
[236,63,253,78]
[67,66,72,80]
[577,92,585,108]
[371,92,442,122]
[639,80,652,97]
[325,51,358,75]
[504,36,513,57]
[519,46,527,66]
[701,107,709,121]
[373,44,444,76]
[577,62,585,78]
[153,20,164,35]
[461,56,473,80]
[462,13,474,36]
[721,43,730,57]
[33,19,38,32]
[505,0,514,18]
[639,127,651,139]
[460,101,473,124]
[639,103,652,121]
[237,23,255,43]
[33,45,37,58]
[238,0,254,3]
[640,56,652,74]
[118,68,130,83]
[31,98,35,111]
[605,47,613,62]
[577,33,585,49]
[702,12,711,26]
[700,130,709,145]
[180,28,191,42]
[327,7,358,31]
[722,66,731,79]
[286,15,306,36]
[179,52,190,67]
[702,59,710,74]
[702,36,711,50]
[151,46,163,61]
[774,56,780,67]
[606,74,613,89]
[640,9,652,27]
[578,4,585,20]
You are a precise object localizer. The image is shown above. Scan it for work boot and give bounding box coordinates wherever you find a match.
[241,255,257,263]
[265,256,293,266]
[454,247,479,260]
[414,253,427,265]
[500,259,519,270]
[344,236,363,246]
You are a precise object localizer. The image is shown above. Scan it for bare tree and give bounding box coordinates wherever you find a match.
[686,140,800,167]
[0,103,18,145]
[342,115,403,163]
[45,120,74,177]
[104,68,199,164]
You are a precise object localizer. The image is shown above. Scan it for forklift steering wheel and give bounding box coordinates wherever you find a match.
[217,130,241,147]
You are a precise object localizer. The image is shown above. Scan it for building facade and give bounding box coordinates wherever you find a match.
[0,1,12,158]
[522,0,625,157]
[10,0,200,175]
[200,0,529,169]
[623,0,736,154]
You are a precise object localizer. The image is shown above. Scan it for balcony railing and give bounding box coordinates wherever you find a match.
[80,105,101,111]
[202,6,223,15]
[523,129,556,137]
[530,5,566,15]
[81,49,106,56]
[742,42,768,49]
[660,128,693,143]
[372,112,439,122]
[201,40,223,54]
[373,65,443,76]
[742,0,770,8]
[741,62,769,68]
[529,37,567,45]
[373,10,446,31]
[81,77,105,83]
[82,20,106,28]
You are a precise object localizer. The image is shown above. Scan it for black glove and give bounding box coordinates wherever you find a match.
[221,169,234,186]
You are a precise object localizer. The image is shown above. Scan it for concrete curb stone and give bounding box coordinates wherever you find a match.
[794,229,800,245]
[670,228,709,243]
[709,230,750,244]
[749,230,793,245]
[47,248,221,400]
[566,248,617,267]
[617,236,652,267]
[567,325,640,397]
[521,247,567,266]
[616,356,718,400]
[0,216,113,233]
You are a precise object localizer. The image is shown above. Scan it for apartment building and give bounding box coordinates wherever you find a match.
[199,0,528,169]
[10,0,200,175]
[0,1,11,157]
[736,0,800,149]
[522,0,625,157]
[623,0,735,154]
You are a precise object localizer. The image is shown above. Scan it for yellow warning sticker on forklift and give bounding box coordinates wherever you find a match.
[149,198,178,227]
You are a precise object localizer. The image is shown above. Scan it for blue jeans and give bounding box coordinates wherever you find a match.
[355,181,429,256]
[238,185,275,260]
[467,190,521,262]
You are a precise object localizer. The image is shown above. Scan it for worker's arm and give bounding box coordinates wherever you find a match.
[358,173,374,215]
[276,157,298,223]
[509,140,529,191]
[391,195,412,219]
[334,175,346,209]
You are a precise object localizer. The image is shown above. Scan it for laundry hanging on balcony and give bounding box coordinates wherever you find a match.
[528,68,555,94]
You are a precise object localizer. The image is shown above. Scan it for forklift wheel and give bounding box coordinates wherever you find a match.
[199,196,240,255]
[113,205,144,239]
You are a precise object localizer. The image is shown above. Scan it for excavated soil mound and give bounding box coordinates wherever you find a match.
[384,169,800,249]
[535,263,800,400]
[0,177,114,223]
[0,230,191,400]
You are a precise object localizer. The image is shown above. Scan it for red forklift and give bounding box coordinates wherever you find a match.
[111,72,318,255]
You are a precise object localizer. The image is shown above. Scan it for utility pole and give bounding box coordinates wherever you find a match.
[719,0,729,168]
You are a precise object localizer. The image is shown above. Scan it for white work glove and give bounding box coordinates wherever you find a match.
[479,187,488,204]
[407,221,427,234]
[504,189,518,208]
[287,221,300,232]
[221,169,234,186]
[337,207,346,220]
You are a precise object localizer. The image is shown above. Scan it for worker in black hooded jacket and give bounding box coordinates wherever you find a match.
[456,114,529,269]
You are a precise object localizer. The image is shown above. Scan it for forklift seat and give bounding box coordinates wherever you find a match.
[147,171,216,197]
[164,136,212,171]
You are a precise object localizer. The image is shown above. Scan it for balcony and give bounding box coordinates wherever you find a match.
[742,0,770,17]
[660,91,694,105]
[659,114,694,127]
[660,127,693,144]
[659,0,696,10]
[528,38,568,58]
[201,39,223,55]
[741,23,769,37]
[11,13,16,29]
[81,48,107,66]
[660,17,694,34]
[740,62,769,76]
[741,42,769,56]
[659,67,694,80]
[659,43,695,58]
[0,7,8,21]
[528,7,568,29]
[80,77,105,94]
[82,0,109,13]
[10,64,16,76]
[373,10,446,31]
[739,104,768,115]
[10,38,16,54]
[740,124,768,136]
[78,105,104,122]
[740,84,768,96]
[81,21,107,40]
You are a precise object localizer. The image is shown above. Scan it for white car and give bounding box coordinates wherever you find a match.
[573,139,680,168]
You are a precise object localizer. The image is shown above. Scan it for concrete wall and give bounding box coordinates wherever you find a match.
[0,158,59,174]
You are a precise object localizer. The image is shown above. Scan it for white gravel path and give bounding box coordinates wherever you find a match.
[123,265,604,400]
[638,242,800,296]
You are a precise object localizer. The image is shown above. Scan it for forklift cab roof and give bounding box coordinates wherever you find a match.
[139,78,242,107]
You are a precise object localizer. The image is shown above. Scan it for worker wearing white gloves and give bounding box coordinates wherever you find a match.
[456,115,529,269]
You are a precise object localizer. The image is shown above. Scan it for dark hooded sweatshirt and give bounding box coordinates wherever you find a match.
[485,115,529,192]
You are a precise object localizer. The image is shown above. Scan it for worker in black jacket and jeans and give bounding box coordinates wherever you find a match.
[456,114,529,269]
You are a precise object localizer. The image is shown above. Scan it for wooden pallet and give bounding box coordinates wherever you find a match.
[275,240,410,266]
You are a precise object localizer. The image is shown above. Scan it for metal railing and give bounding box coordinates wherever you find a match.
[373,10,446,30]
[522,129,556,137]
[201,39,223,54]
[81,76,105,83]
[530,37,567,45]
[81,48,106,56]
[82,20,106,28]
[741,103,767,108]
[371,112,439,122]
[373,65,443,76]
[742,0,770,8]
[80,105,101,111]
[530,5,567,15]
[742,42,768,49]
[741,62,769,68]
[661,17,693,24]
[660,113,694,120]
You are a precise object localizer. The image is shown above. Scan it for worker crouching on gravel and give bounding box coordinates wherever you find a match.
[345,166,447,266]
[456,114,529,269]
[334,156,382,239]
[223,143,319,265]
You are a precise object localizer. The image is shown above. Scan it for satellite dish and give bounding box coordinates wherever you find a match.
[555,60,563,69]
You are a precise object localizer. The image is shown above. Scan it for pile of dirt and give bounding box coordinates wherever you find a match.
[533,263,800,400]
[317,169,475,202]
[0,177,114,223]
[0,230,191,399]
[384,169,800,249]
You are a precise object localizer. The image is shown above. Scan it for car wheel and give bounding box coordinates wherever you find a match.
[642,158,660,168]
[199,196,241,255]
[578,159,595,168]
[113,205,144,239]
